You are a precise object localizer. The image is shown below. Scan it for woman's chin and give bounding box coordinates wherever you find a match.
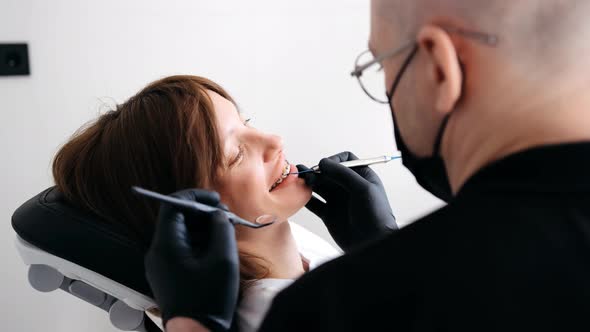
[266,185,310,222]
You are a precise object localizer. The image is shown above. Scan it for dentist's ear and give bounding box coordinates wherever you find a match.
[417,25,463,115]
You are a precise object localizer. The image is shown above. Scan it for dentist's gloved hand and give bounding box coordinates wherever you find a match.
[144,189,239,332]
[298,151,398,252]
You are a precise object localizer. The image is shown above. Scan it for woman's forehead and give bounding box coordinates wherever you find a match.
[206,90,243,143]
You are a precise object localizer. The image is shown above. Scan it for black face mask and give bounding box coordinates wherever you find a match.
[387,44,454,202]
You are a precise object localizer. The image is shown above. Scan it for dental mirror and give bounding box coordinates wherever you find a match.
[132,186,276,229]
[254,214,278,225]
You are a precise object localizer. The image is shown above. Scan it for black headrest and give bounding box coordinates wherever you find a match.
[11,187,152,297]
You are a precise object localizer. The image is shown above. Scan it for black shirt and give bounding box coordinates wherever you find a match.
[258,143,590,331]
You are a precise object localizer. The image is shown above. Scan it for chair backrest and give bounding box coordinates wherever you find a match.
[12,187,161,331]
[12,186,152,296]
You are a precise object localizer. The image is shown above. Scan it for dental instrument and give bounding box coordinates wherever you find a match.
[131,186,276,228]
[291,155,401,174]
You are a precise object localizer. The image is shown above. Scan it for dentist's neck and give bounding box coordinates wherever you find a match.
[443,68,590,194]
[236,221,306,279]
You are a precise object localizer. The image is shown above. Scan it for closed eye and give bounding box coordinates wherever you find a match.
[228,144,245,167]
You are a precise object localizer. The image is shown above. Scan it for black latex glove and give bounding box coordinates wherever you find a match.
[144,189,239,331]
[298,151,398,252]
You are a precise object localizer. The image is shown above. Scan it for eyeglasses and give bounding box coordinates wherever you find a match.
[350,26,499,104]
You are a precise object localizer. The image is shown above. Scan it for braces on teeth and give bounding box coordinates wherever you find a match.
[270,161,291,191]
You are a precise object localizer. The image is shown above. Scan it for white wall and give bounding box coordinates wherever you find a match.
[0,1,443,331]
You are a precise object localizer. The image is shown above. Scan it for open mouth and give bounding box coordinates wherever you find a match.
[269,160,291,192]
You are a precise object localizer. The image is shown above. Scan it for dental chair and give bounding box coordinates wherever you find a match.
[12,187,162,331]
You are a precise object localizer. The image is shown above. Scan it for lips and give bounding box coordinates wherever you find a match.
[269,158,298,192]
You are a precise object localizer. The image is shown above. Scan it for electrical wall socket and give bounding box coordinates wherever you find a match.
[0,43,30,76]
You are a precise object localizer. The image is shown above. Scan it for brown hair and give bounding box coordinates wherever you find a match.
[53,75,268,291]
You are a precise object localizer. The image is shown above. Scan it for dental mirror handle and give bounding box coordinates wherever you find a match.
[131,186,275,229]
[310,155,400,173]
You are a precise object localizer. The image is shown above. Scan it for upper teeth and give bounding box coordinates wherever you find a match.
[270,162,291,191]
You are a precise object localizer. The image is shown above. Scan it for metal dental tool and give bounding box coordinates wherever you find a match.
[291,155,401,174]
[131,186,276,229]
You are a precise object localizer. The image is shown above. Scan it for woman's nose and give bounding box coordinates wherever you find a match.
[261,133,283,162]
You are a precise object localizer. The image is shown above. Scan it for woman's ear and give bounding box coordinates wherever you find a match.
[416,25,463,115]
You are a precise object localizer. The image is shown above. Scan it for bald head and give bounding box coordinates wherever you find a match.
[372,0,587,32]
[371,0,590,66]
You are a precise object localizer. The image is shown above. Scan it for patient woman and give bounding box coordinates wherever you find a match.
[52,75,340,331]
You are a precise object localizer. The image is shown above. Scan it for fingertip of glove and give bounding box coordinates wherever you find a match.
[199,189,221,202]
[296,164,308,172]
[296,164,309,178]
[209,210,229,222]
[206,211,234,237]
[318,157,338,172]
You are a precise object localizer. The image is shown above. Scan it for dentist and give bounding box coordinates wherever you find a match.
[146,1,590,331]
